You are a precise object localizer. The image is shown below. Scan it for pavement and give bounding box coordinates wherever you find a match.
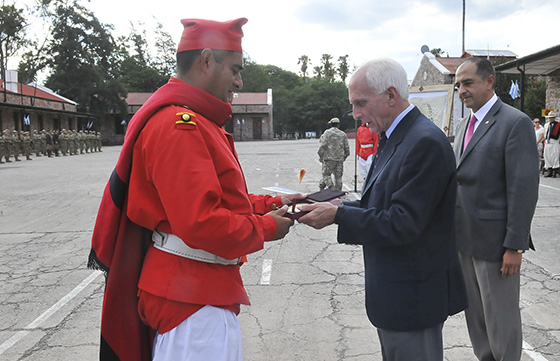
[0,139,559,361]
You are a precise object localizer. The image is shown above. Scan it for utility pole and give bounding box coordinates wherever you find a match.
[462,0,466,54]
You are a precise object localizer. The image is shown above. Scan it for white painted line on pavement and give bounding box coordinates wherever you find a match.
[523,340,550,361]
[540,184,560,192]
[260,259,273,285]
[0,270,101,356]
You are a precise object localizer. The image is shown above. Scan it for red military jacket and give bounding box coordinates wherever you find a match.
[127,79,281,332]
[356,124,379,160]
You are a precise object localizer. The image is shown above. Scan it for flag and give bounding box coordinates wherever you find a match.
[236,119,240,125]
[509,80,519,99]
[23,114,30,125]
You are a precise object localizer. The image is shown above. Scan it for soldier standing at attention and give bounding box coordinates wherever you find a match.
[60,129,69,156]
[12,130,21,161]
[22,131,32,160]
[32,130,42,157]
[0,130,8,163]
[318,117,350,191]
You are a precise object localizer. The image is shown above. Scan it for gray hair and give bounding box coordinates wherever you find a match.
[354,58,409,100]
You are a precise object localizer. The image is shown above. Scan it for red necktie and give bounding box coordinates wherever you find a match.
[463,115,477,152]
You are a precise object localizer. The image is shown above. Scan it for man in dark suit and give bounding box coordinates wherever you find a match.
[454,57,539,361]
[299,58,467,361]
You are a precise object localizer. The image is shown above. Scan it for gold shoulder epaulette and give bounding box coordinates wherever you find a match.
[175,107,197,130]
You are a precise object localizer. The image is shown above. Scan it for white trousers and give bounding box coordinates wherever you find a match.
[544,139,560,168]
[152,305,244,361]
[358,154,373,180]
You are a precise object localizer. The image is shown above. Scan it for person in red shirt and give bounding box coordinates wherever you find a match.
[89,18,303,361]
[355,122,379,181]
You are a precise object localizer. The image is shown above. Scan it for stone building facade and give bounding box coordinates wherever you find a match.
[546,69,560,112]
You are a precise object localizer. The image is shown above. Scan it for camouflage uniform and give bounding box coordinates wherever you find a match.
[85,131,91,153]
[78,131,85,154]
[71,130,79,155]
[0,131,8,163]
[32,130,41,157]
[318,118,349,191]
[22,131,32,160]
[96,132,102,152]
[52,130,60,156]
[60,129,69,155]
[39,130,47,156]
[12,131,21,161]
[45,130,53,157]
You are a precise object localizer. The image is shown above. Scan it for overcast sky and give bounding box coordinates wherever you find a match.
[14,0,560,81]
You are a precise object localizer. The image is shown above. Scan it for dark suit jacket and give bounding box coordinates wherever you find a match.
[453,98,539,261]
[335,107,467,332]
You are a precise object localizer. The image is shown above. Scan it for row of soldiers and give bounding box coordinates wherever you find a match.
[0,129,102,163]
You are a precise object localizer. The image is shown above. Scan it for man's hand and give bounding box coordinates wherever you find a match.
[280,193,307,206]
[298,202,338,229]
[267,205,294,240]
[501,249,523,278]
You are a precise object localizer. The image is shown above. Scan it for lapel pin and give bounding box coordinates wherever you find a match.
[485,121,489,124]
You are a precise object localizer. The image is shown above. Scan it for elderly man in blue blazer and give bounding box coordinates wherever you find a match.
[299,58,468,361]
[454,57,539,361]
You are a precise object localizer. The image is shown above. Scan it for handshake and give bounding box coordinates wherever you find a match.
[267,189,345,240]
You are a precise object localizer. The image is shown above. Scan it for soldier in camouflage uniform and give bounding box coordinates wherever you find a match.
[22,131,32,160]
[71,130,79,155]
[84,130,91,153]
[96,131,102,152]
[45,130,53,157]
[12,130,21,161]
[60,129,69,156]
[39,130,47,156]
[318,117,350,191]
[0,130,8,163]
[32,130,41,157]
[78,130,85,154]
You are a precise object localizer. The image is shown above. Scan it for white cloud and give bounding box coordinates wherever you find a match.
[8,0,560,82]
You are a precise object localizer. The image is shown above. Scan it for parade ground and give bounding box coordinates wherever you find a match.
[0,139,559,361]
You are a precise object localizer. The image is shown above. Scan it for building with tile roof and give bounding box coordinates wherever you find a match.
[102,88,274,145]
[0,70,94,133]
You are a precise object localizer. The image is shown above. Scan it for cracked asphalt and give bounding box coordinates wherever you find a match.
[0,139,558,360]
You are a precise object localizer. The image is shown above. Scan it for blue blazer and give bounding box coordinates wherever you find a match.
[335,106,467,332]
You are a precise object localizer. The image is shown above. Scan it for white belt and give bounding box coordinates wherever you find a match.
[360,144,374,148]
[152,230,241,265]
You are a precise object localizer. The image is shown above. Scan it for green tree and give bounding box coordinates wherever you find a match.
[313,65,323,79]
[430,48,445,57]
[39,0,127,116]
[152,21,176,77]
[337,55,350,82]
[523,77,546,119]
[275,79,349,137]
[0,5,28,87]
[321,53,335,81]
[297,55,310,80]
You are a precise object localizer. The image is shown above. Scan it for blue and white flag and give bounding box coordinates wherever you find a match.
[509,80,519,99]
[23,114,30,125]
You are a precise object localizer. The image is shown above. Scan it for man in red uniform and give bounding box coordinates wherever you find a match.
[89,18,303,361]
[355,122,379,181]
